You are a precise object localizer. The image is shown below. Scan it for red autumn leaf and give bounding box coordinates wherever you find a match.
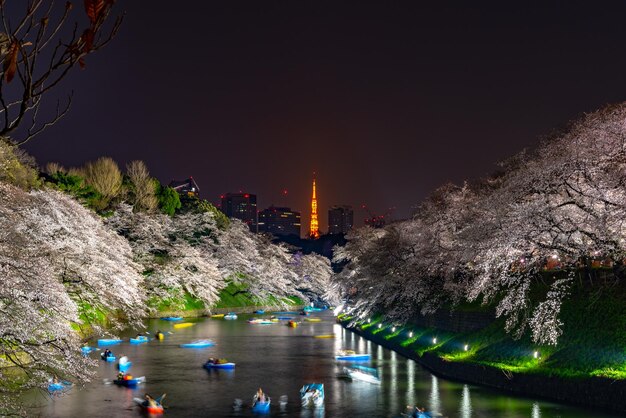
[84,0,104,25]
[81,28,94,53]
[3,40,19,83]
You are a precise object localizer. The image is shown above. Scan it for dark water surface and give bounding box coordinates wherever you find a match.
[39,312,619,417]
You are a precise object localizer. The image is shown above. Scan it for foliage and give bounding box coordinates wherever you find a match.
[0,1,122,145]
[126,160,158,212]
[0,139,40,189]
[336,103,626,346]
[46,170,103,209]
[179,195,229,229]
[82,157,123,210]
[155,181,181,216]
[0,183,144,411]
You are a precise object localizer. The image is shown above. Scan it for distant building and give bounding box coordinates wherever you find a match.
[328,205,354,234]
[258,206,301,237]
[169,177,200,198]
[221,192,258,232]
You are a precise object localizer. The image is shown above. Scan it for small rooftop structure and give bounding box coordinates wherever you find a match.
[169,177,200,197]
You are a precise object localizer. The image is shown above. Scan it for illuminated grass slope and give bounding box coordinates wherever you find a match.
[341,282,626,380]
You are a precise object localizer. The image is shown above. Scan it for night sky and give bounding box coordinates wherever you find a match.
[21,1,626,233]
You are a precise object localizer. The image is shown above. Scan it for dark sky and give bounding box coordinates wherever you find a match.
[21,1,626,233]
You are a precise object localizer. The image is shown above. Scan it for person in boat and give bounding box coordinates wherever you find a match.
[207,357,216,364]
[411,406,426,418]
[117,371,124,380]
[143,393,166,407]
[255,387,266,403]
[155,330,163,339]
[119,354,128,364]
[103,348,112,358]
[135,333,143,339]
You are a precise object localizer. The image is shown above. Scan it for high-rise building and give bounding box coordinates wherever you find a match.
[258,206,301,237]
[309,175,320,239]
[221,192,257,232]
[328,205,354,234]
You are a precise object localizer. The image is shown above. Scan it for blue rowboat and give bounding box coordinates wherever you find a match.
[80,346,95,354]
[180,339,215,348]
[335,353,371,361]
[277,316,293,320]
[224,313,238,320]
[300,383,324,408]
[48,381,72,392]
[129,336,149,344]
[97,338,122,346]
[204,361,235,369]
[160,316,183,321]
[101,352,116,362]
[272,311,299,315]
[252,399,270,414]
[254,310,265,314]
[118,361,132,372]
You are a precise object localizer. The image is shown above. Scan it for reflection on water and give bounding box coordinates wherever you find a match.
[460,384,472,418]
[429,374,441,414]
[36,312,622,418]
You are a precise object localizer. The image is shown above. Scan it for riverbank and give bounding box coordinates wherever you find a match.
[339,317,626,414]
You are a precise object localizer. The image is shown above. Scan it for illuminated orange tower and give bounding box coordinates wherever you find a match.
[309,174,320,239]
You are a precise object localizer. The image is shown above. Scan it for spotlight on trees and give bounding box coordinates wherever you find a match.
[409,331,413,338]
[464,344,469,351]
[368,318,371,323]
[432,337,437,344]
[391,327,396,332]
[378,324,382,329]
[534,351,540,359]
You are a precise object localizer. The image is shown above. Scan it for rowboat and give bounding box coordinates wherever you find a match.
[113,376,145,388]
[204,360,235,369]
[248,318,273,325]
[252,398,270,413]
[300,383,324,407]
[129,336,149,344]
[48,381,72,393]
[304,318,321,322]
[211,314,225,318]
[344,365,380,384]
[173,322,194,329]
[180,339,215,348]
[101,352,116,362]
[224,313,238,320]
[160,316,183,321]
[336,350,370,361]
[97,338,122,346]
[134,397,164,415]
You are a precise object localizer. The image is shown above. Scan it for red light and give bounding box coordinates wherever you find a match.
[220,195,224,199]
[244,194,250,198]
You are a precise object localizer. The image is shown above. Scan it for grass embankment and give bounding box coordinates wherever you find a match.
[342,278,626,380]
